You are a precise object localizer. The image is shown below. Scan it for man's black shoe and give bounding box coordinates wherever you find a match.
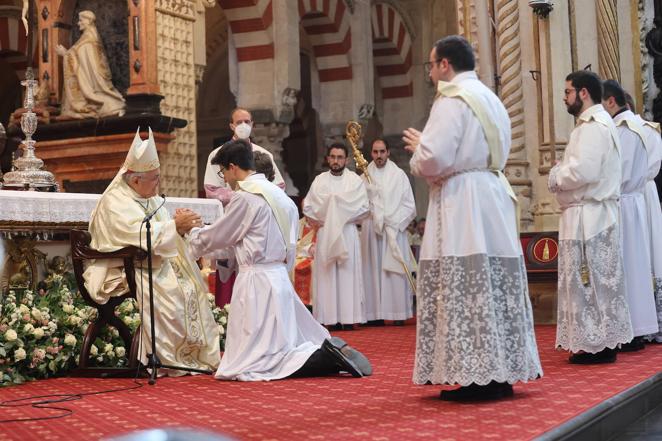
[321,339,363,378]
[569,348,617,364]
[620,337,646,352]
[366,320,385,327]
[440,381,513,402]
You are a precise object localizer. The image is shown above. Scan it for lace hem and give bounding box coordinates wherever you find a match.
[645,279,662,343]
[413,255,542,386]
[555,225,633,353]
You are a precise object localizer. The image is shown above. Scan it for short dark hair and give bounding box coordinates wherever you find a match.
[433,35,475,72]
[566,70,602,104]
[624,91,636,111]
[371,138,390,151]
[602,79,627,107]
[212,139,255,170]
[253,151,275,182]
[326,142,348,157]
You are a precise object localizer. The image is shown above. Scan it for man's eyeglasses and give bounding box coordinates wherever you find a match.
[216,166,226,178]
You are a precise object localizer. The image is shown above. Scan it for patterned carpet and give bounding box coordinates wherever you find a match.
[1,325,661,441]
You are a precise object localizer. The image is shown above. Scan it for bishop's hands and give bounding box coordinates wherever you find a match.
[174,208,203,236]
[402,128,422,154]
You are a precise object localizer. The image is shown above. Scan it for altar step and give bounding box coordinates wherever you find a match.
[537,371,662,440]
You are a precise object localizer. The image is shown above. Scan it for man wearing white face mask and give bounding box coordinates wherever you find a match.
[204,108,285,206]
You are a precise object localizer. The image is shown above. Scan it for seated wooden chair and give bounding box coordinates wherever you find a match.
[70,229,146,376]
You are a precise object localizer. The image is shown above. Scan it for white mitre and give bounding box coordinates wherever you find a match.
[123,127,159,173]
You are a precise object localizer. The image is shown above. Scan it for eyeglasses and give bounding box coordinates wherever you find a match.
[217,164,231,178]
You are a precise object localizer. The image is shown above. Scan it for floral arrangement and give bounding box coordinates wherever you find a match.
[0,275,229,386]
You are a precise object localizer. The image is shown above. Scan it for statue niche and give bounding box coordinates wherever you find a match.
[55,10,126,119]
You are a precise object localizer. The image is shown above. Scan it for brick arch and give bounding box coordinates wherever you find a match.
[372,2,413,99]
[217,0,274,62]
[298,0,352,82]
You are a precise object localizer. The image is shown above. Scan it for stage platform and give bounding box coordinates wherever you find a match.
[1,325,661,441]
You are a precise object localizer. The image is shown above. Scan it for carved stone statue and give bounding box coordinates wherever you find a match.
[55,10,126,119]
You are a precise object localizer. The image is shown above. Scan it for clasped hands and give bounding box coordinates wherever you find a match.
[174,208,203,236]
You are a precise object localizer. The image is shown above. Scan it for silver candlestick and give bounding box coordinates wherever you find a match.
[2,67,57,191]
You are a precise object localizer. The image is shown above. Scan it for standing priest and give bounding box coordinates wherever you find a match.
[360,138,417,325]
[549,71,633,363]
[303,143,370,329]
[402,35,542,401]
[602,80,658,350]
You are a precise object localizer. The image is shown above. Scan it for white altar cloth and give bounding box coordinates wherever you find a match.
[0,190,223,227]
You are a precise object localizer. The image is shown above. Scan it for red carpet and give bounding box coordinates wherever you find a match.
[0,325,661,441]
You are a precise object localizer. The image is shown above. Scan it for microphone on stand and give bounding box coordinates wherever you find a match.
[143,193,167,223]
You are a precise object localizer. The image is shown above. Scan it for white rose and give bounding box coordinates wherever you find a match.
[23,323,34,334]
[18,304,29,315]
[64,334,77,347]
[122,316,132,326]
[62,304,74,314]
[14,348,26,361]
[218,324,225,335]
[115,347,126,358]
[124,302,134,313]
[90,344,98,356]
[223,304,230,312]
[69,316,82,326]
[48,321,57,332]
[207,293,215,303]
[220,316,227,325]
[4,329,17,341]
[31,308,43,321]
[104,343,113,355]
[32,327,44,339]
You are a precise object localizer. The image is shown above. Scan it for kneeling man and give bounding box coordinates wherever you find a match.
[184,139,371,380]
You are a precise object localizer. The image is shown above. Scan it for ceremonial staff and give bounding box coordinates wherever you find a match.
[345,121,417,294]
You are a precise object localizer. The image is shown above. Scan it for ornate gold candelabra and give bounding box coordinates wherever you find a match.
[346,121,371,183]
[2,67,57,191]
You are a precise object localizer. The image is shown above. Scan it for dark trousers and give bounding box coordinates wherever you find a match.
[288,349,340,378]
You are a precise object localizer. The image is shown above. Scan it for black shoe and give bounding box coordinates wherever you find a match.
[321,339,363,378]
[619,337,646,352]
[327,337,372,376]
[440,381,513,402]
[366,320,385,327]
[569,348,617,364]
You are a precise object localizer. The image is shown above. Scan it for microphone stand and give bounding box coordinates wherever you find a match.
[141,195,213,385]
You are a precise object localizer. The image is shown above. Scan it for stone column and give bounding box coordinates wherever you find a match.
[597,0,621,81]
[495,0,533,229]
[155,0,199,197]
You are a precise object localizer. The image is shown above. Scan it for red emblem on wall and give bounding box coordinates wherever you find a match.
[531,237,558,263]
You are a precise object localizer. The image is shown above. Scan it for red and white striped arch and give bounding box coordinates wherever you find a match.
[371,2,413,99]
[298,0,352,83]
[218,0,274,62]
